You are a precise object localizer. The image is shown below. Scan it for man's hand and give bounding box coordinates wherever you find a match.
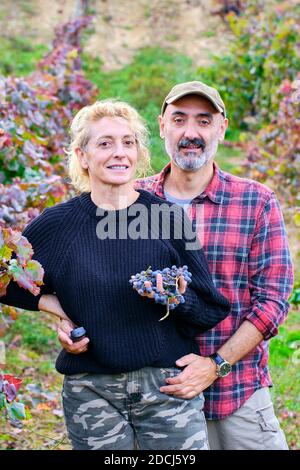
[57,319,89,354]
[160,354,217,399]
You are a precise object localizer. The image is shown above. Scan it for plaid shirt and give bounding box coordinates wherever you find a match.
[135,162,293,419]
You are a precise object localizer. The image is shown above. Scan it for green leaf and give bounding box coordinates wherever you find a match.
[0,392,6,411]
[25,259,44,284]
[293,213,300,227]
[0,244,13,262]
[0,273,10,296]
[25,408,32,420]
[290,288,300,305]
[7,259,43,295]
[15,235,34,265]
[6,400,26,421]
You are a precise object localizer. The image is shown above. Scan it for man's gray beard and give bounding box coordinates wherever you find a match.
[173,138,219,172]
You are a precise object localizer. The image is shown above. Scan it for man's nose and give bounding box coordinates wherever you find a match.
[183,121,200,140]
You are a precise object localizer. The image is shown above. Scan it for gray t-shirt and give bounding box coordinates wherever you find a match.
[164,189,193,211]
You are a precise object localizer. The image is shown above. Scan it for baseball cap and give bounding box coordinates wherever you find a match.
[161,81,226,117]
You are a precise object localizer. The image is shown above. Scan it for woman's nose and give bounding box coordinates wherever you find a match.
[112,142,127,157]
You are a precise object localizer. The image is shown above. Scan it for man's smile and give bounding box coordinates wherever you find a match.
[178,138,206,152]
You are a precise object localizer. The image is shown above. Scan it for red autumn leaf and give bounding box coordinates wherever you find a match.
[3,375,22,391]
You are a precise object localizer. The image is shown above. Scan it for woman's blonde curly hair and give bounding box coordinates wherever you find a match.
[66,99,151,193]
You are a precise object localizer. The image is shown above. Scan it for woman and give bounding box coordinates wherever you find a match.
[1,99,230,450]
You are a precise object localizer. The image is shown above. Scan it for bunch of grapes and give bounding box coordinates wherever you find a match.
[129,265,192,320]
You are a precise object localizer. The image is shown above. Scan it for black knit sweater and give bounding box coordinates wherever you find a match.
[1,190,230,374]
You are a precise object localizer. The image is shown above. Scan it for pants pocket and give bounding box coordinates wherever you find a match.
[256,403,288,450]
[257,403,280,432]
[160,367,182,379]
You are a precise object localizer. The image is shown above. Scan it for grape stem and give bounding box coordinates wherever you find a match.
[159,299,170,321]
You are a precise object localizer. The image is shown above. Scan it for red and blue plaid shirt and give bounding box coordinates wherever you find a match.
[135,162,294,419]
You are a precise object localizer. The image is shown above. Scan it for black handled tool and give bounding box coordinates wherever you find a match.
[70,327,86,343]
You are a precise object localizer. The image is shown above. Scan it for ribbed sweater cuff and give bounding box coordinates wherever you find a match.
[173,287,202,323]
[0,289,41,312]
[17,292,42,311]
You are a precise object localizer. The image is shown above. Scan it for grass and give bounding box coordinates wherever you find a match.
[4,311,58,354]
[269,308,300,449]
[0,312,70,450]
[215,144,244,174]
[0,36,47,76]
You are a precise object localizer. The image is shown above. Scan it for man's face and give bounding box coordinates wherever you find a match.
[159,95,228,172]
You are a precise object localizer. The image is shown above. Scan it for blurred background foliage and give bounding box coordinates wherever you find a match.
[0,0,299,450]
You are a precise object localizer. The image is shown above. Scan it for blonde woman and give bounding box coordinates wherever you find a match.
[1,99,230,450]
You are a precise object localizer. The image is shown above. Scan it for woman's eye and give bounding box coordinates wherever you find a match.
[99,141,110,147]
[124,140,135,147]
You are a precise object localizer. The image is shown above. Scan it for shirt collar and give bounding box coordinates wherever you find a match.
[154,161,226,204]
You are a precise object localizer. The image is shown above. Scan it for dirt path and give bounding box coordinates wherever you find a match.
[0,0,232,70]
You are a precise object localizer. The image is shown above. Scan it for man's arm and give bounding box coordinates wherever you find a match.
[161,193,293,399]
[39,295,89,352]
[217,319,263,363]
[160,320,263,398]
[244,194,293,339]
[38,294,70,321]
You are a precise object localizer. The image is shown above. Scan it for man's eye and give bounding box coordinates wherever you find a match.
[174,118,184,124]
[199,120,210,126]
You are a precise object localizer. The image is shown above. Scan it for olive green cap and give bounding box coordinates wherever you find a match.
[161,81,226,117]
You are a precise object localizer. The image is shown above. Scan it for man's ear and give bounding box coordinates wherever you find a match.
[218,117,229,143]
[158,115,165,139]
[75,147,89,169]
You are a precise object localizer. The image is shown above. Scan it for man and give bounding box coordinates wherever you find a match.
[58,81,293,450]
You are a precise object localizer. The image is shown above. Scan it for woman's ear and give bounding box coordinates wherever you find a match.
[75,148,89,170]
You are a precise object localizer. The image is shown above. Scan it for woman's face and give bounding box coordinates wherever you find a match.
[78,116,138,188]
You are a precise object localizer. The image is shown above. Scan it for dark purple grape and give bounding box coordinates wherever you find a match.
[129,265,192,319]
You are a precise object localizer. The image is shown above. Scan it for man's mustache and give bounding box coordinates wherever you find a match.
[178,138,206,150]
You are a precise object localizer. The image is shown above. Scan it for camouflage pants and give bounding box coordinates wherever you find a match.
[62,367,209,450]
